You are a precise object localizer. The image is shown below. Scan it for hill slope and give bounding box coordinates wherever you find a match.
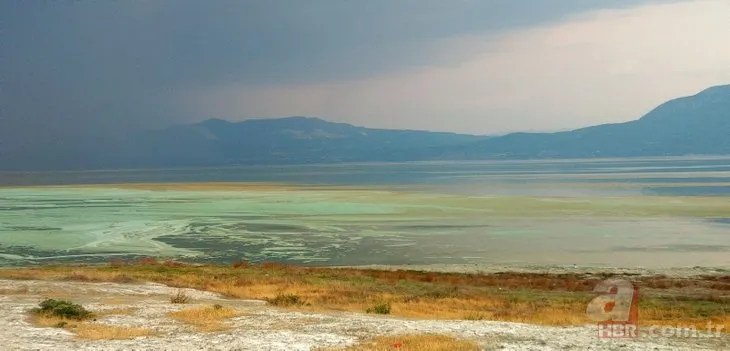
[129,117,486,167]
[438,84,730,159]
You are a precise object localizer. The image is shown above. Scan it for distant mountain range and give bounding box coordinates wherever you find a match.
[437,84,730,159]
[127,117,485,167]
[1,85,728,170]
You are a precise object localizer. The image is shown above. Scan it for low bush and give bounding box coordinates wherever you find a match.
[30,299,93,320]
[366,302,391,315]
[170,290,191,304]
[266,293,305,307]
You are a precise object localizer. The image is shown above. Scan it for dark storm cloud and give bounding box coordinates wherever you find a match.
[1,0,679,144]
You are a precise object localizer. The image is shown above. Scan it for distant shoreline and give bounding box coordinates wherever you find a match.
[3,261,727,279]
[0,182,375,192]
[342,263,730,278]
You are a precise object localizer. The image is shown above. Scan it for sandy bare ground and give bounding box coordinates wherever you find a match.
[0,279,727,351]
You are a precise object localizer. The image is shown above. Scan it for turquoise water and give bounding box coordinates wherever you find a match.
[1,156,729,268]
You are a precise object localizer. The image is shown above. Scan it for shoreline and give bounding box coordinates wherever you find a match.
[341,263,730,278]
[3,260,729,278]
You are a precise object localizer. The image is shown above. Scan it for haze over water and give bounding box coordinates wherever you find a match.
[1,156,729,268]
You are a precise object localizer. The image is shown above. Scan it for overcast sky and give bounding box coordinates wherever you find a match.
[3,0,730,142]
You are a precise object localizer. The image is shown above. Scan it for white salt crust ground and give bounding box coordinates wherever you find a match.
[0,279,728,350]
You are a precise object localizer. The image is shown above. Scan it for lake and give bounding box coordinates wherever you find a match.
[1,156,729,268]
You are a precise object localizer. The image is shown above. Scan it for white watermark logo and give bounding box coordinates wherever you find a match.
[587,278,639,338]
[587,278,724,339]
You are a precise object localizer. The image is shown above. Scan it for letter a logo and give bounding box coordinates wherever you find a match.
[586,279,639,338]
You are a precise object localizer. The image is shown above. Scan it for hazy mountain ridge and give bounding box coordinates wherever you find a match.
[0,85,727,170]
[130,84,729,165]
[434,84,730,159]
[128,116,487,167]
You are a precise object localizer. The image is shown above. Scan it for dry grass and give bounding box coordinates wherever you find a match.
[168,305,242,332]
[29,313,74,328]
[322,334,480,351]
[26,297,150,340]
[3,260,728,332]
[73,323,155,340]
[28,313,154,340]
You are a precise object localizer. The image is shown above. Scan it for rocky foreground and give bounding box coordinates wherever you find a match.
[0,279,727,351]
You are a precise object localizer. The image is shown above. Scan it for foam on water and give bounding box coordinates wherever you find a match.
[1,179,729,267]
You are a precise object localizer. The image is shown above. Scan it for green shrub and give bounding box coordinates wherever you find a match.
[30,299,93,320]
[366,302,391,315]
